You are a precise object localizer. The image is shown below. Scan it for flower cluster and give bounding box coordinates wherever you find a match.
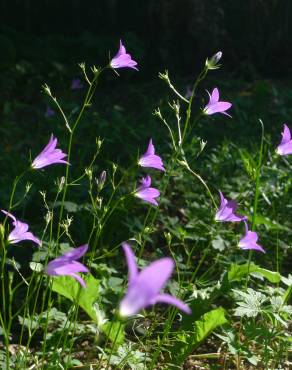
[215,191,265,253]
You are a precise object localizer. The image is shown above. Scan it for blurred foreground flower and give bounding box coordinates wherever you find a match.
[110,40,138,70]
[119,243,191,317]
[135,175,160,206]
[1,210,41,246]
[239,222,265,253]
[276,124,292,155]
[215,191,246,222]
[32,134,69,169]
[45,245,89,287]
[71,78,84,90]
[44,106,55,118]
[204,88,232,117]
[138,139,165,171]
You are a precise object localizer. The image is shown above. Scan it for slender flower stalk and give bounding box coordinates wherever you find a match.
[1,210,41,246]
[203,88,232,117]
[138,139,165,171]
[110,40,138,70]
[119,243,191,317]
[134,175,160,206]
[276,123,292,155]
[31,135,69,169]
[45,245,89,287]
[215,191,246,222]
[239,221,265,253]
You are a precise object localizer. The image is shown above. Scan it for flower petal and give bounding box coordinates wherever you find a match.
[122,242,138,285]
[153,293,191,314]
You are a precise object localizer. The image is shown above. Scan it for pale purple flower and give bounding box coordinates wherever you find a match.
[44,106,55,118]
[239,222,265,253]
[215,191,246,222]
[276,124,292,155]
[135,175,160,206]
[138,139,165,171]
[45,245,89,287]
[1,210,41,246]
[119,243,191,317]
[110,40,138,70]
[203,88,232,117]
[32,135,69,169]
[71,78,84,90]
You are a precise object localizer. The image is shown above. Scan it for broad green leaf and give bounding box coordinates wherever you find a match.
[51,274,100,322]
[102,321,125,345]
[173,307,228,364]
[228,263,281,283]
[51,274,124,343]
[251,214,289,231]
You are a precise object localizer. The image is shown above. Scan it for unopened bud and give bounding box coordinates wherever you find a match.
[205,51,222,70]
[97,170,106,191]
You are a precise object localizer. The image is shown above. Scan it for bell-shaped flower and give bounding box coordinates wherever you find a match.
[203,88,232,117]
[45,245,89,287]
[134,175,160,206]
[239,222,265,253]
[32,134,69,169]
[276,124,292,155]
[119,243,191,317]
[215,191,246,222]
[1,210,41,246]
[138,139,165,171]
[71,78,84,90]
[110,40,138,70]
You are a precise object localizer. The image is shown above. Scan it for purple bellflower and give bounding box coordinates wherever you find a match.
[32,135,69,169]
[138,139,165,171]
[239,221,265,253]
[119,243,191,317]
[45,245,89,287]
[1,210,41,246]
[44,106,55,118]
[276,124,292,156]
[135,175,160,206]
[203,88,232,117]
[215,191,246,222]
[110,40,138,70]
[71,78,84,90]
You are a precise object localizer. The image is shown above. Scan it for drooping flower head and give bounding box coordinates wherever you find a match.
[110,40,138,70]
[119,243,191,317]
[138,139,165,171]
[32,134,69,169]
[239,221,265,253]
[45,244,89,287]
[185,85,192,100]
[215,191,246,222]
[1,210,41,246]
[276,124,292,156]
[44,106,55,118]
[71,78,84,90]
[135,175,160,206]
[203,88,232,117]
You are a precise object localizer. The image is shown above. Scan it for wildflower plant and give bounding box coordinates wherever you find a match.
[0,39,290,370]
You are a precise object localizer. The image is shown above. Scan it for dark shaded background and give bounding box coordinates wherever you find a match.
[0,0,292,80]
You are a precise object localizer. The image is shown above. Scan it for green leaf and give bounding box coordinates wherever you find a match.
[51,274,100,323]
[251,214,289,231]
[51,274,124,343]
[173,307,228,364]
[228,263,281,283]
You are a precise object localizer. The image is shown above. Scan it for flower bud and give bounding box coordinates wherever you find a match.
[205,51,222,70]
[97,170,106,191]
